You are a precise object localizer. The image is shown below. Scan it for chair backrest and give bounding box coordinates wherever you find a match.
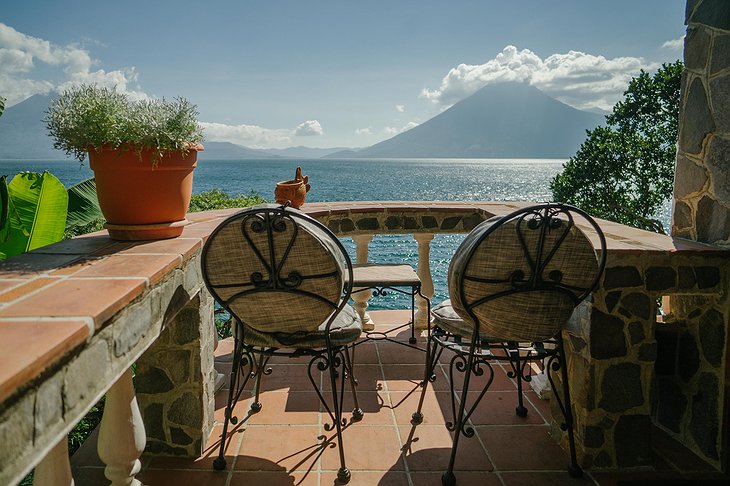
[448,203,606,342]
[201,204,353,335]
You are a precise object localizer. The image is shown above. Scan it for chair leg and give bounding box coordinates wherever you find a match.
[213,337,243,471]
[250,353,269,413]
[442,332,480,486]
[326,347,351,484]
[412,327,440,423]
[409,289,417,344]
[512,345,528,417]
[343,346,363,420]
[555,334,583,478]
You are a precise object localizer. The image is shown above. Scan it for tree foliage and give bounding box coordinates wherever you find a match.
[550,61,683,233]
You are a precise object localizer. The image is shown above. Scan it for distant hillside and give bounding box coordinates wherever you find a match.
[0,94,69,160]
[0,96,349,161]
[263,146,355,158]
[1,84,603,161]
[328,82,604,159]
[198,141,278,159]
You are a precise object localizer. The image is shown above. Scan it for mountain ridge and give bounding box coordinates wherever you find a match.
[327,82,603,159]
[0,84,603,160]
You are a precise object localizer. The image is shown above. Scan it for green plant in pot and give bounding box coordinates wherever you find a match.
[45,84,204,240]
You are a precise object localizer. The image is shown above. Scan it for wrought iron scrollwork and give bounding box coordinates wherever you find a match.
[241,211,302,291]
[308,349,349,432]
[444,347,495,439]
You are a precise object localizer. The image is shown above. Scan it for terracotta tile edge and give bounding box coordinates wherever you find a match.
[0,319,91,404]
[0,316,96,340]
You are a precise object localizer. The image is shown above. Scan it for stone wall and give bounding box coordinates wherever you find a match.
[317,208,489,237]
[563,252,728,470]
[669,0,730,470]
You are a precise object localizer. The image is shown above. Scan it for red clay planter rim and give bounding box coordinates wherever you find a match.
[88,144,203,241]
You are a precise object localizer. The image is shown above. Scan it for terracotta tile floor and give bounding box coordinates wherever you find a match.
[71,310,729,486]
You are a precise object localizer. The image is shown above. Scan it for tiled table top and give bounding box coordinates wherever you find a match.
[0,202,726,406]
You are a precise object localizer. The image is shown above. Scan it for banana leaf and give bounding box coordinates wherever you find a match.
[66,177,103,229]
[0,176,9,243]
[0,171,68,259]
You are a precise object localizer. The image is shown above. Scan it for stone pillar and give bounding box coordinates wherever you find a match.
[135,289,216,456]
[669,0,730,470]
[351,234,375,331]
[414,233,435,328]
[564,253,727,470]
[674,0,730,245]
[563,262,657,470]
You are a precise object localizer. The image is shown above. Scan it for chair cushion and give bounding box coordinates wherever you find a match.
[431,299,474,338]
[204,204,347,334]
[242,304,362,349]
[448,211,598,342]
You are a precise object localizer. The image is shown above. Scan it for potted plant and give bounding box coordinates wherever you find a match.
[45,84,204,240]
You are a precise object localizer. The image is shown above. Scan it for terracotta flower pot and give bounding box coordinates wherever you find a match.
[274,166,310,209]
[88,144,203,240]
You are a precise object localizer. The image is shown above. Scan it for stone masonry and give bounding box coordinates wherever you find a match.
[563,253,728,470]
[665,0,730,471]
[136,289,216,457]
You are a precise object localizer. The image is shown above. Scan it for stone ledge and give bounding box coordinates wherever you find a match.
[0,256,205,485]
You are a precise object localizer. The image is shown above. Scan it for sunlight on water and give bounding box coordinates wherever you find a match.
[0,157,672,310]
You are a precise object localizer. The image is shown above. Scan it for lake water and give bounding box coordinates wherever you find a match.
[0,157,567,309]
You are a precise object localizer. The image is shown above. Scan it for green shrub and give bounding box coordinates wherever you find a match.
[45,84,203,163]
[188,189,267,212]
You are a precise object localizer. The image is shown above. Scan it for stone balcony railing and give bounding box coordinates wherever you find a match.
[0,201,728,485]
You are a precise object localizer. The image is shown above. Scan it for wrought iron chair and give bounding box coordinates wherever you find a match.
[411,203,606,485]
[201,204,363,483]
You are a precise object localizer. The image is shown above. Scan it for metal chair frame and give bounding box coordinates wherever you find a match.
[201,205,362,484]
[411,203,607,485]
[351,283,424,347]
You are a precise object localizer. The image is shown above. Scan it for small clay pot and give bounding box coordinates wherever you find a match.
[275,179,308,208]
[274,166,310,208]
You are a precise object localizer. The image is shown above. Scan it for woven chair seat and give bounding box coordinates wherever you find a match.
[431,299,474,338]
[241,304,362,349]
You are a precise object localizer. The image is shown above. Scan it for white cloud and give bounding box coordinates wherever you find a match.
[200,122,292,148]
[0,22,145,105]
[395,104,405,113]
[294,119,323,136]
[422,45,655,112]
[202,119,325,148]
[662,35,685,51]
[383,121,419,136]
[355,127,373,136]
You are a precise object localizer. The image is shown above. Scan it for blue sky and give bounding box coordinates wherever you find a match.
[2,0,685,149]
